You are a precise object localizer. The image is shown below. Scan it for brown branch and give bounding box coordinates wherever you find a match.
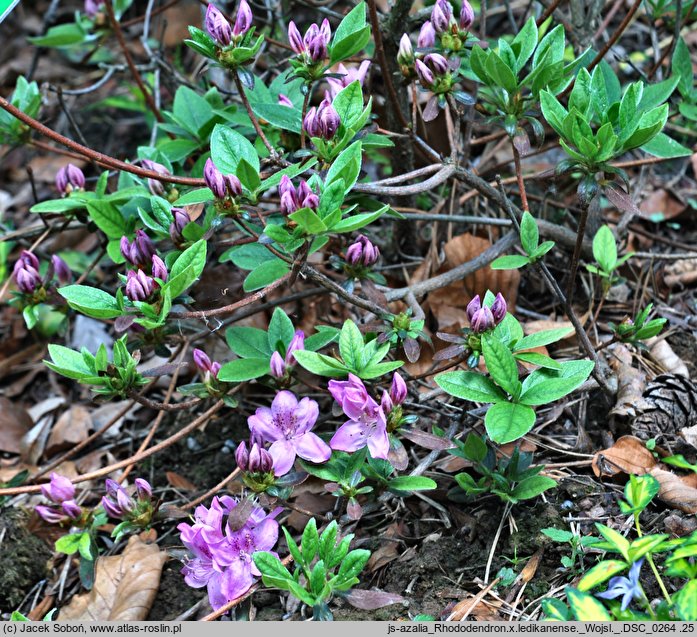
[0,96,204,186]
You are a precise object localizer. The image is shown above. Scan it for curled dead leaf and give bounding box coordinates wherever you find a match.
[343,588,407,610]
[592,436,657,477]
[648,467,697,514]
[58,534,167,620]
[0,397,34,455]
[609,345,646,418]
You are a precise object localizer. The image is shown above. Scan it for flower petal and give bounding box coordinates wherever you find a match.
[252,518,280,553]
[367,424,390,460]
[294,397,320,433]
[248,407,281,442]
[295,431,331,464]
[269,439,297,476]
[330,421,368,453]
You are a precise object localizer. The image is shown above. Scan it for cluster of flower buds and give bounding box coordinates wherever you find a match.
[169,208,191,246]
[205,1,252,47]
[55,164,86,196]
[303,94,340,140]
[13,251,71,296]
[432,0,474,35]
[279,175,319,215]
[193,348,222,382]
[124,254,167,303]
[236,440,274,474]
[288,19,331,65]
[102,478,157,528]
[141,159,175,199]
[345,234,380,268]
[270,330,305,380]
[36,473,84,526]
[204,158,242,203]
[121,230,156,269]
[380,372,408,416]
[466,293,507,333]
[326,61,371,99]
[415,53,451,92]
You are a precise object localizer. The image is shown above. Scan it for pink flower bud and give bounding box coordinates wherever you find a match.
[459,0,475,30]
[466,295,481,322]
[285,330,305,365]
[101,495,124,518]
[397,34,414,65]
[470,306,494,333]
[36,505,64,524]
[390,372,407,405]
[288,22,305,55]
[431,0,453,33]
[259,447,274,473]
[415,59,435,87]
[105,479,120,499]
[235,441,249,471]
[270,351,286,378]
[125,269,155,302]
[41,473,75,504]
[51,255,72,285]
[317,97,340,139]
[141,159,171,197]
[224,174,242,197]
[61,500,82,520]
[345,242,363,265]
[55,164,86,195]
[491,293,507,324]
[135,478,152,499]
[193,348,213,374]
[13,252,42,294]
[381,389,394,414]
[248,442,263,472]
[278,94,294,107]
[205,3,232,46]
[169,208,190,244]
[210,362,221,379]
[425,53,449,75]
[116,488,135,513]
[151,255,168,282]
[418,20,436,48]
[233,0,253,37]
[204,158,227,199]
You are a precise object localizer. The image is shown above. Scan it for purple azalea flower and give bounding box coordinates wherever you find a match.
[84,0,104,18]
[55,164,85,195]
[328,374,389,459]
[470,306,494,333]
[418,20,436,48]
[288,19,331,63]
[193,349,221,381]
[13,251,42,294]
[346,234,380,267]
[248,391,331,476]
[205,4,232,46]
[125,269,156,302]
[169,208,191,245]
[431,0,453,33]
[120,230,156,268]
[466,295,481,322]
[326,61,371,99]
[151,255,168,282]
[232,0,253,37]
[303,95,340,140]
[491,293,507,324]
[178,496,280,610]
[459,0,475,30]
[51,255,72,285]
[41,472,75,504]
[141,159,171,197]
[279,176,318,215]
[596,560,645,611]
[397,34,414,66]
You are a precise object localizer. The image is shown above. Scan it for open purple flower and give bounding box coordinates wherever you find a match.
[248,391,331,476]
[326,61,371,99]
[596,559,645,611]
[328,374,389,459]
[178,496,280,610]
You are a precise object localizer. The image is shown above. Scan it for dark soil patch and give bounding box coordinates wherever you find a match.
[0,509,52,613]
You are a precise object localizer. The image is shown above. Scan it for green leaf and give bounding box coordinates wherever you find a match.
[318,521,339,562]
[565,587,612,621]
[173,188,213,206]
[55,532,85,555]
[330,208,386,234]
[511,17,538,70]
[481,333,521,399]
[166,239,207,299]
[577,559,629,592]
[332,81,366,131]
[541,527,574,543]
[46,344,93,379]
[253,551,294,588]
[58,285,121,319]
[268,307,295,352]
[672,37,693,98]
[339,320,364,371]
[217,357,270,382]
[539,90,568,136]
[674,580,697,621]
[243,259,289,292]
[326,141,362,192]
[490,255,530,270]
[293,350,348,377]
[513,327,574,351]
[511,475,556,500]
[301,517,320,563]
[595,523,630,561]
[210,124,260,174]
[484,402,536,444]
[462,433,488,463]
[29,23,92,47]
[387,476,437,492]
[641,132,692,158]
[288,207,327,234]
[330,548,370,590]
[519,360,594,406]
[592,225,617,273]
[226,326,271,358]
[172,86,214,136]
[541,598,571,621]
[86,201,127,239]
[513,351,561,370]
[329,3,370,64]
[623,473,660,512]
[435,371,506,403]
[252,102,302,134]
[485,51,518,93]
[520,211,539,255]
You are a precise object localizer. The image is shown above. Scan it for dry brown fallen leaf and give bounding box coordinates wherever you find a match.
[663,258,697,289]
[0,460,78,484]
[591,435,656,477]
[418,233,520,332]
[46,406,93,457]
[646,337,690,377]
[166,471,198,492]
[648,468,697,514]
[639,188,686,222]
[58,534,167,621]
[0,397,34,454]
[609,345,646,419]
